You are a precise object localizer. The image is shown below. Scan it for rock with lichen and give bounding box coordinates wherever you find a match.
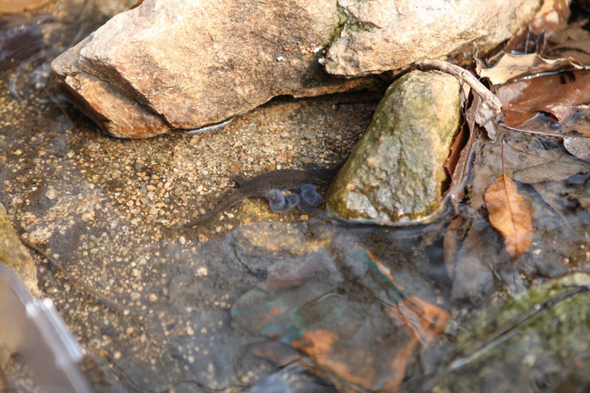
[326,70,462,225]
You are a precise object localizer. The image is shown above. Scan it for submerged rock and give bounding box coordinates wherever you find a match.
[0,203,39,297]
[326,70,461,225]
[431,273,590,393]
[51,0,540,138]
[232,247,448,392]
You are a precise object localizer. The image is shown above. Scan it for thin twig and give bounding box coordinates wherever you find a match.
[415,59,503,139]
[415,59,502,116]
[498,122,565,139]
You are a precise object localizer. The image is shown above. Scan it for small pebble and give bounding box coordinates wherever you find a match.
[45,186,57,200]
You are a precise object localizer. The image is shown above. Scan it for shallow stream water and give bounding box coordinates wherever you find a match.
[1,2,590,393]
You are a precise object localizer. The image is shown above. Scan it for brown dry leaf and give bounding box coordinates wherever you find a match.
[498,70,590,128]
[445,122,468,180]
[517,107,590,136]
[445,122,472,210]
[546,19,590,62]
[564,112,590,136]
[470,132,590,211]
[549,19,590,45]
[479,53,584,85]
[484,174,534,261]
[531,0,571,32]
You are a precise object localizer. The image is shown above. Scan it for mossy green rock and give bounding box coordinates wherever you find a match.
[327,70,461,225]
[432,273,590,393]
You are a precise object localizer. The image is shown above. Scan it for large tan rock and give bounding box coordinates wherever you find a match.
[325,0,542,76]
[51,0,375,138]
[52,0,541,138]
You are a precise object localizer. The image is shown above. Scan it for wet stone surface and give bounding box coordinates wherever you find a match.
[327,70,462,225]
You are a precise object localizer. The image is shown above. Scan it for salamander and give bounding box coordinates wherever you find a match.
[176,163,338,229]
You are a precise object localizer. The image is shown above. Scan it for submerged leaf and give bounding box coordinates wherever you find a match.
[443,215,494,301]
[479,53,584,85]
[498,70,590,128]
[484,175,534,261]
[564,136,590,161]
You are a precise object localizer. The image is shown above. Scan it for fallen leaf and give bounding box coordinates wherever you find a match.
[484,174,534,261]
[470,132,590,212]
[532,173,590,235]
[443,215,494,301]
[532,180,578,218]
[564,136,590,161]
[562,109,590,136]
[445,121,473,210]
[546,19,590,62]
[445,122,469,181]
[498,70,590,128]
[259,259,318,293]
[479,53,584,85]
[391,296,449,349]
[505,107,590,137]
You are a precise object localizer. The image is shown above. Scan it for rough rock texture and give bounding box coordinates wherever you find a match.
[433,273,590,393]
[52,0,541,138]
[326,0,542,76]
[0,203,39,297]
[51,0,376,138]
[326,70,461,225]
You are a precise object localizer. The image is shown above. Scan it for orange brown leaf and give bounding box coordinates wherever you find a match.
[484,175,534,261]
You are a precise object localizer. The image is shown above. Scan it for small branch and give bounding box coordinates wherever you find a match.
[499,122,590,140]
[415,59,502,114]
[415,59,503,139]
